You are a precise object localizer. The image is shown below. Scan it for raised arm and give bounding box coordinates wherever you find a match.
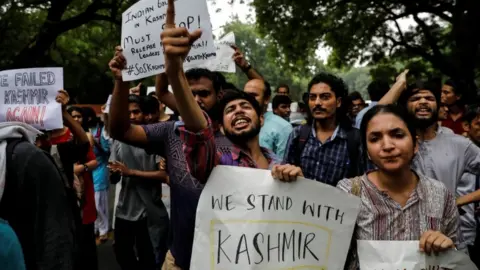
[161,0,206,132]
[155,73,178,113]
[108,46,149,148]
[232,45,263,80]
[56,90,89,146]
[377,70,409,105]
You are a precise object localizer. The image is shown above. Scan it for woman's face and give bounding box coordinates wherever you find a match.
[366,113,417,173]
[71,110,83,124]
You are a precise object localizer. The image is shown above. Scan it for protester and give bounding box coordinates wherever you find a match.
[442,79,467,134]
[455,104,480,267]
[244,79,293,159]
[347,91,366,120]
[354,80,391,128]
[160,8,303,182]
[284,72,365,186]
[275,83,290,96]
[337,104,458,269]
[147,92,178,122]
[272,94,292,121]
[108,94,169,269]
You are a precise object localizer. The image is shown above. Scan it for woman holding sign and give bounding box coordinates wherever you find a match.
[337,104,458,269]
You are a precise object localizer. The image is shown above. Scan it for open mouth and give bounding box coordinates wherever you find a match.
[232,117,250,129]
[416,108,431,116]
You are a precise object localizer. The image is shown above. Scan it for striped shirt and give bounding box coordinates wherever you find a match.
[283,124,351,186]
[337,172,459,269]
[176,112,281,182]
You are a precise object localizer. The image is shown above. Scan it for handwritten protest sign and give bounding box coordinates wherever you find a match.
[201,32,236,73]
[121,0,216,81]
[358,241,478,270]
[190,166,361,270]
[0,68,63,130]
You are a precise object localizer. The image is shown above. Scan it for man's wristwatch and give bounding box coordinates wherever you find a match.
[242,64,252,72]
[83,164,89,172]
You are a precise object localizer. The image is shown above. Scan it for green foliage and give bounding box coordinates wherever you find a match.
[251,0,480,90]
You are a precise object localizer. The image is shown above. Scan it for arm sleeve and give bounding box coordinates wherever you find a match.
[175,111,218,183]
[442,190,459,244]
[282,127,299,165]
[465,142,480,175]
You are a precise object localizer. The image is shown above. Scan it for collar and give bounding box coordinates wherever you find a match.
[311,123,347,140]
[231,145,279,166]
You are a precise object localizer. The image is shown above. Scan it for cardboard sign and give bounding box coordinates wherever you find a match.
[190,166,361,270]
[121,0,216,81]
[0,68,63,130]
[358,240,478,270]
[202,32,236,73]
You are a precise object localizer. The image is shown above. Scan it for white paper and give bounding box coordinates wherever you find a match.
[201,32,236,73]
[0,67,63,130]
[102,95,112,113]
[358,240,478,270]
[190,166,361,270]
[121,0,216,81]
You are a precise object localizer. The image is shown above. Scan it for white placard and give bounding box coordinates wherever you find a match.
[121,0,216,81]
[201,32,236,73]
[0,68,63,130]
[358,240,478,270]
[190,166,361,270]
[102,95,112,113]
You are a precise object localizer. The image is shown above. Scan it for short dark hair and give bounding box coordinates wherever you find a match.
[185,68,221,93]
[272,95,292,109]
[360,104,417,158]
[219,89,263,125]
[263,81,272,99]
[143,95,160,114]
[306,72,350,128]
[128,94,148,113]
[462,104,480,123]
[444,78,466,105]
[67,106,83,116]
[276,83,290,93]
[398,79,442,110]
[348,91,364,102]
[367,80,390,101]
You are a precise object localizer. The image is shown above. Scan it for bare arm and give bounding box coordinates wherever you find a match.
[155,73,178,113]
[108,47,149,148]
[457,189,480,207]
[232,45,263,80]
[162,3,207,132]
[62,110,89,145]
[129,169,168,183]
[377,70,409,105]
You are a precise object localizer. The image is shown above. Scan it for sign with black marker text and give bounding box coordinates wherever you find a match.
[121,0,216,81]
[0,68,63,130]
[358,241,478,270]
[201,32,236,73]
[190,166,361,270]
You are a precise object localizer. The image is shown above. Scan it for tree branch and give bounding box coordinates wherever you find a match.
[57,1,119,33]
[412,14,444,60]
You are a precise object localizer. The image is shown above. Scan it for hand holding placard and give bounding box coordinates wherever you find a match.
[109,46,127,80]
[161,0,202,75]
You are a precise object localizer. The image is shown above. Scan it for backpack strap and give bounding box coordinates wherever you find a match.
[346,129,363,178]
[350,176,363,197]
[294,125,312,166]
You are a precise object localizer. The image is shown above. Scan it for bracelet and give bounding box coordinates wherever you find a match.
[242,64,252,72]
[83,164,89,172]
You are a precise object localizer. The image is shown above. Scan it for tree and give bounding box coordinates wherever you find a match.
[252,0,480,92]
[221,20,328,102]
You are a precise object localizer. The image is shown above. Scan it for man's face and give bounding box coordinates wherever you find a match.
[441,84,460,106]
[222,99,263,145]
[277,87,289,96]
[350,99,366,117]
[406,89,438,128]
[189,77,217,112]
[465,116,480,145]
[244,79,268,109]
[438,104,449,120]
[129,102,145,124]
[273,103,291,120]
[308,82,340,121]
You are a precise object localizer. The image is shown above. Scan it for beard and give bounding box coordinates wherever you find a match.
[414,110,439,129]
[224,121,261,146]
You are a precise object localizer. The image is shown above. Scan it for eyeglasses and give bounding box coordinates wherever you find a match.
[192,90,211,98]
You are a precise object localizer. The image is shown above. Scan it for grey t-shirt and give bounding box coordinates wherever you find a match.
[457,172,478,247]
[110,141,161,221]
[412,127,480,194]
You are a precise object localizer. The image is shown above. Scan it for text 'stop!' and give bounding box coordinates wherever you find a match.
[121,0,216,81]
